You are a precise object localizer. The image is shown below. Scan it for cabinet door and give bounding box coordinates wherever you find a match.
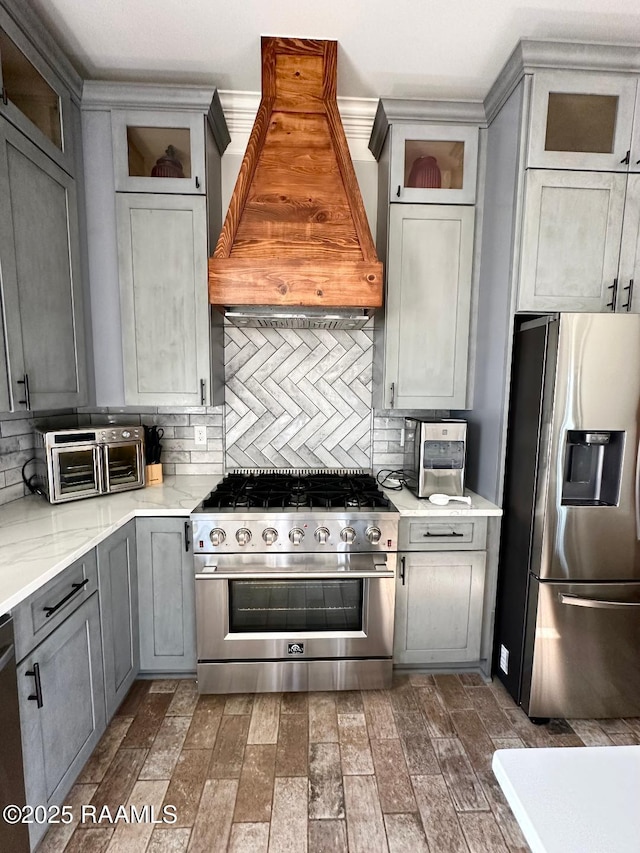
[0,119,87,411]
[394,551,485,665]
[18,594,105,849]
[97,521,139,719]
[390,124,478,204]
[136,517,196,673]
[384,204,474,409]
[517,170,626,312]
[617,173,640,313]
[111,109,205,194]
[527,71,638,172]
[117,193,210,406]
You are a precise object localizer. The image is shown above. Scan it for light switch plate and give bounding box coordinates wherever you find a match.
[194,425,207,446]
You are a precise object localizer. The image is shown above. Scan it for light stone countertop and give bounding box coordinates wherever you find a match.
[382,486,502,517]
[0,476,501,617]
[0,475,220,616]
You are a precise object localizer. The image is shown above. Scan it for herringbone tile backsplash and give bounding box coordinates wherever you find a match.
[224,325,373,469]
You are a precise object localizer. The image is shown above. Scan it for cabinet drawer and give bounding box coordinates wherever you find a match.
[13,550,98,662]
[399,517,487,551]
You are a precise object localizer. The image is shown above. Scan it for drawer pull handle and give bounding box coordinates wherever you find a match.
[423,531,464,538]
[43,578,89,618]
[400,556,406,585]
[26,662,43,708]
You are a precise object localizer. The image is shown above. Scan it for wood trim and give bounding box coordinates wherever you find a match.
[209,258,383,307]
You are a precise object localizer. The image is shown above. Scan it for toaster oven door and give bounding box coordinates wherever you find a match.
[51,445,102,502]
[102,441,145,492]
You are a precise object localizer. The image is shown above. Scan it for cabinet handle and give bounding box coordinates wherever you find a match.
[400,556,406,585]
[390,382,395,408]
[26,662,43,708]
[622,279,634,312]
[621,150,631,165]
[195,176,200,189]
[1,87,7,105]
[200,378,206,406]
[606,278,618,311]
[42,578,89,618]
[396,185,401,198]
[184,520,191,552]
[17,373,31,409]
[424,531,464,538]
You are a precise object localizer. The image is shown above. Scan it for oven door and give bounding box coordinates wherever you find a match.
[195,553,396,662]
[102,441,145,492]
[50,444,102,502]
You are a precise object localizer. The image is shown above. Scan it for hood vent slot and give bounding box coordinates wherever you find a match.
[209,37,382,314]
[225,306,372,330]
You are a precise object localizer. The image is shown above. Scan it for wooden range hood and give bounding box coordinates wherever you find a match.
[209,37,382,316]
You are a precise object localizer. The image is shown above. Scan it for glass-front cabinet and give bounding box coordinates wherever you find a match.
[527,71,640,172]
[0,17,72,173]
[390,124,479,204]
[111,109,206,193]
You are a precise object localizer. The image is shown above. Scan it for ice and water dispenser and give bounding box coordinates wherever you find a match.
[562,430,625,506]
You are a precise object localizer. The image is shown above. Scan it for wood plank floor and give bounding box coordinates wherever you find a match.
[40,674,640,852]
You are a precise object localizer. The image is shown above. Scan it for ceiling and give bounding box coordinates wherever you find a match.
[31,0,640,102]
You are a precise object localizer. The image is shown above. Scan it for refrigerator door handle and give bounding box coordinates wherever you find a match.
[636,435,640,540]
[559,593,640,610]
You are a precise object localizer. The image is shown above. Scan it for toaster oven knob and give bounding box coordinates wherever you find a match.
[289,527,305,545]
[340,526,356,544]
[314,526,330,544]
[209,528,226,546]
[366,526,382,544]
[236,527,252,546]
[263,527,278,545]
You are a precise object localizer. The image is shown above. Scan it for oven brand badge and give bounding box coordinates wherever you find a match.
[287,643,304,655]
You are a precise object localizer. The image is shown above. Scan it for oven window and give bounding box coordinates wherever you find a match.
[229,579,364,632]
[106,444,139,486]
[56,449,98,495]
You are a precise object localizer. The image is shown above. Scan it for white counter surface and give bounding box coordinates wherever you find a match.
[0,477,501,617]
[0,476,220,616]
[383,486,502,517]
[493,746,640,853]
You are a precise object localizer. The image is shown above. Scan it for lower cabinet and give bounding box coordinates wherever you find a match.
[394,550,486,665]
[136,517,196,673]
[17,593,106,850]
[97,521,139,719]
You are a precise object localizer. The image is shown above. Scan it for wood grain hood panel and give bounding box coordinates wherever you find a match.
[209,37,383,311]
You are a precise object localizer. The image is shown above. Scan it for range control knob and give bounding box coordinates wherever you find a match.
[366,526,382,544]
[209,528,226,546]
[263,527,278,545]
[289,527,305,545]
[314,526,330,544]
[236,527,252,546]
[340,526,356,544]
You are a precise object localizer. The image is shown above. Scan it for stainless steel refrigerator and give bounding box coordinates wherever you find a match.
[495,313,640,719]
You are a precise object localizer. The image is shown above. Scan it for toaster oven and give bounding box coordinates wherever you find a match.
[33,426,145,504]
[403,418,467,498]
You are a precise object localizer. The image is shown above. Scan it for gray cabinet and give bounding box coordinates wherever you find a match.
[136,517,196,673]
[517,169,640,313]
[81,83,229,407]
[394,550,486,666]
[375,204,474,409]
[97,521,139,719]
[117,193,212,406]
[0,117,87,411]
[17,593,105,849]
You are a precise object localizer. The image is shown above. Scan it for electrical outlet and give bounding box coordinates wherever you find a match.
[499,644,509,674]
[194,425,207,446]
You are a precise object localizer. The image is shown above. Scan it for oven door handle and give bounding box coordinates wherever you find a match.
[195,570,395,580]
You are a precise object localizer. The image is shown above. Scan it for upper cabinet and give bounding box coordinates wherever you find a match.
[369,99,484,410]
[527,71,640,172]
[111,108,208,194]
[82,83,230,407]
[389,123,479,205]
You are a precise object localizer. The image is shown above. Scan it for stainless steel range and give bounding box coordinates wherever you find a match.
[190,471,399,694]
